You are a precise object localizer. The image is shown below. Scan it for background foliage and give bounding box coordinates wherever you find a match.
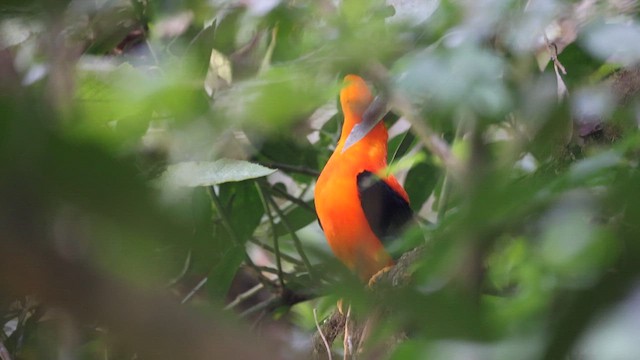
[2,0,640,359]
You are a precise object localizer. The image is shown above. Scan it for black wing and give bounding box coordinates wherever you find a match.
[357,171,413,246]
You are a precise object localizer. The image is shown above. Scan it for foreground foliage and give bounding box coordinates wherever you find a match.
[1,0,640,359]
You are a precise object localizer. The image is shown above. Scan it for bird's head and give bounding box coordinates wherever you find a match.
[340,75,373,119]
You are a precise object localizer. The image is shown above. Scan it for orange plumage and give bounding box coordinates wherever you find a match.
[314,75,411,280]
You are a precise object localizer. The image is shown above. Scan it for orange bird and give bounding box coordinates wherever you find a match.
[314,75,413,281]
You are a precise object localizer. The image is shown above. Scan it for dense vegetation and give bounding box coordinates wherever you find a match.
[2,0,640,359]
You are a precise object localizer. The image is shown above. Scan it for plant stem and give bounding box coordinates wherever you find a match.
[264,192,316,282]
[208,186,276,289]
[256,183,286,288]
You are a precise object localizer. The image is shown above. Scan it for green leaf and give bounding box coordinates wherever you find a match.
[218,180,264,244]
[207,244,246,298]
[72,60,208,149]
[567,150,622,185]
[404,154,439,211]
[388,129,416,163]
[162,159,276,187]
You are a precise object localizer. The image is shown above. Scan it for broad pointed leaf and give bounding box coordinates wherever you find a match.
[162,159,275,187]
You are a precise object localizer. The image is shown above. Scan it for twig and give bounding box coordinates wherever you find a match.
[343,305,353,360]
[312,311,346,358]
[256,183,286,288]
[208,186,276,288]
[313,308,332,360]
[166,250,192,287]
[240,284,316,318]
[225,283,264,310]
[545,35,566,75]
[544,33,569,100]
[265,194,316,281]
[240,296,280,318]
[254,266,282,275]
[260,162,320,177]
[181,276,207,304]
[262,182,316,213]
[248,237,304,266]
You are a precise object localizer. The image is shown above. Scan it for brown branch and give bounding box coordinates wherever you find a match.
[310,246,426,358]
[248,237,304,266]
[368,246,426,289]
[312,311,346,359]
[240,287,314,318]
[209,186,277,289]
[313,308,333,360]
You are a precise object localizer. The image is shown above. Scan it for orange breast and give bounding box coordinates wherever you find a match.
[314,124,396,280]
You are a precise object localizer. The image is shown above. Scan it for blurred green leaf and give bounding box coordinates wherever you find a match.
[583,21,640,66]
[72,60,208,149]
[566,150,622,185]
[213,66,334,131]
[4,0,640,358]
[394,45,511,118]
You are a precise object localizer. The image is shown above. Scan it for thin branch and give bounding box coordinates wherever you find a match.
[265,193,316,281]
[166,250,192,287]
[239,283,317,318]
[225,283,264,310]
[343,305,353,360]
[248,237,304,266]
[254,266,282,275]
[181,276,207,304]
[262,182,316,213]
[312,311,346,358]
[240,296,280,318]
[208,186,277,289]
[256,183,286,288]
[544,33,569,100]
[260,162,320,177]
[314,308,332,360]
